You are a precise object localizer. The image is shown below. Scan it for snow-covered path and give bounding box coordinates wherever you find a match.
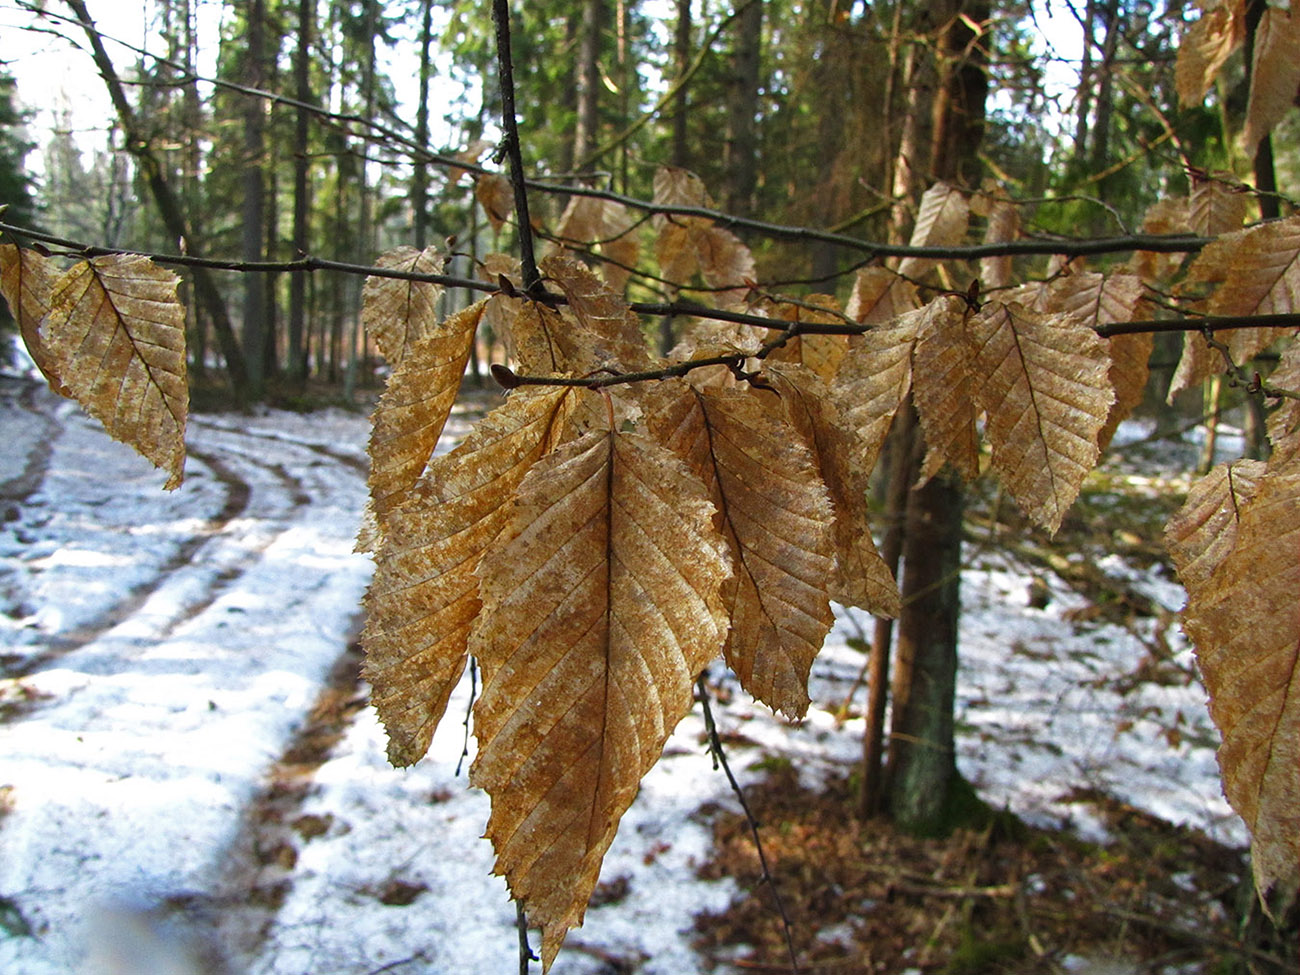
[0,374,1244,975]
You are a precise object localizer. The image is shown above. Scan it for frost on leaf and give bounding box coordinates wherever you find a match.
[476,172,514,232]
[366,300,482,530]
[766,363,900,617]
[43,255,188,490]
[646,381,836,717]
[362,246,447,366]
[468,427,730,970]
[0,244,68,396]
[1241,5,1300,156]
[363,387,577,766]
[1166,459,1265,596]
[911,295,980,483]
[1175,0,1244,106]
[969,301,1113,534]
[1180,455,1300,911]
[897,182,971,282]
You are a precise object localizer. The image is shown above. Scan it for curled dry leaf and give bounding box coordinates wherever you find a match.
[1180,455,1300,911]
[366,300,483,530]
[765,363,900,617]
[362,246,447,366]
[763,294,850,383]
[539,254,656,373]
[845,267,920,325]
[1266,339,1300,465]
[968,301,1113,535]
[0,244,70,396]
[979,197,1021,291]
[1241,5,1300,157]
[553,195,640,293]
[42,255,188,490]
[362,387,578,766]
[646,381,836,717]
[1174,0,1244,106]
[476,172,515,233]
[468,427,731,970]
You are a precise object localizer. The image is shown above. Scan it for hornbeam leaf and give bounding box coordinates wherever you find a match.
[979,197,1021,290]
[1190,173,1249,237]
[43,255,187,490]
[476,172,514,232]
[366,300,482,530]
[553,196,639,292]
[911,296,981,483]
[1180,455,1300,910]
[362,387,578,766]
[969,301,1113,534]
[1267,339,1300,465]
[646,381,836,717]
[362,246,447,365]
[764,294,850,383]
[897,182,971,282]
[766,363,900,617]
[692,224,756,307]
[845,267,920,325]
[1241,6,1300,156]
[539,254,656,372]
[468,427,731,970]
[833,306,925,477]
[1166,459,1266,596]
[0,244,68,395]
[1175,0,1244,106]
[1043,271,1147,452]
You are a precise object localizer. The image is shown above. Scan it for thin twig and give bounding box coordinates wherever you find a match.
[454,658,477,778]
[516,901,537,974]
[696,675,801,975]
[491,0,540,293]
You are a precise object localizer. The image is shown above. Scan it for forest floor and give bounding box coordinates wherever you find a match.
[0,369,1295,975]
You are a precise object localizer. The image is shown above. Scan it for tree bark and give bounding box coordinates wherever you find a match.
[671,0,691,169]
[412,0,435,248]
[62,0,249,399]
[241,0,268,399]
[572,0,605,171]
[288,0,313,384]
[724,0,763,215]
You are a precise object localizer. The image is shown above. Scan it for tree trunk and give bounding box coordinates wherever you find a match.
[572,0,605,171]
[288,0,313,384]
[63,0,249,399]
[724,0,762,215]
[671,0,691,169]
[412,0,434,248]
[241,0,268,399]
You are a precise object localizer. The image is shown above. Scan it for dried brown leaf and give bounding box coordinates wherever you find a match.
[766,363,900,616]
[1166,459,1266,595]
[1190,173,1250,237]
[834,306,925,476]
[912,296,981,483]
[0,244,68,395]
[363,246,447,365]
[645,381,836,716]
[845,267,921,325]
[553,195,640,293]
[1242,6,1300,155]
[362,387,578,766]
[762,294,849,383]
[43,255,187,490]
[1175,0,1245,106]
[469,427,731,969]
[897,182,971,282]
[969,301,1114,534]
[367,301,482,529]
[476,172,514,232]
[539,254,655,372]
[979,197,1021,291]
[1181,455,1300,909]
[1267,338,1300,464]
[693,224,756,306]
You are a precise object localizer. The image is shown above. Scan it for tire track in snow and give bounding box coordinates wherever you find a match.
[0,377,63,509]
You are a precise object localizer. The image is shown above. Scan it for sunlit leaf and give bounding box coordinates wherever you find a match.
[1180,454,1300,910]
[1175,0,1245,106]
[43,255,188,490]
[0,244,68,395]
[1241,5,1300,155]
[476,172,514,232]
[897,182,970,282]
[845,267,921,325]
[911,295,981,482]
[362,246,447,365]
[362,387,578,766]
[968,301,1113,534]
[469,426,731,970]
[1267,338,1300,464]
[764,294,850,383]
[539,254,655,372]
[367,300,483,529]
[1166,459,1266,595]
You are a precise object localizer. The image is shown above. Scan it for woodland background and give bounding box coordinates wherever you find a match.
[1,0,1299,973]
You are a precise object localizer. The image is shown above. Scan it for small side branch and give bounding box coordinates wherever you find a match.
[697,675,801,975]
[491,0,541,293]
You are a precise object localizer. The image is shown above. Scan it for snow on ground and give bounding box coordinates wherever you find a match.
[0,376,1244,974]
